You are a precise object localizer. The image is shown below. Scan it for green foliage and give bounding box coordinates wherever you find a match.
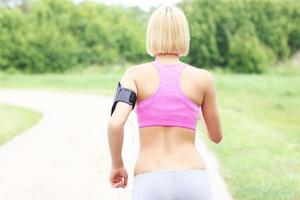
[286,2,300,54]
[228,24,276,73]
[0,0,148,73]
[180,0,300,73]
[1,0,300,73]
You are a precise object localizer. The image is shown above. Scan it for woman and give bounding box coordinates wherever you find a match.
[107,5,222,200]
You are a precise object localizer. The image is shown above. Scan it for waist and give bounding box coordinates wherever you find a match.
[134,142,206,176]
[138,126,196,150]
[134,126,205,176]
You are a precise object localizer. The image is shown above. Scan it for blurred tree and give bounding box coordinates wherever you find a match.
[179,0,300,73]
[1,0,300,73]
[0,0,148,73]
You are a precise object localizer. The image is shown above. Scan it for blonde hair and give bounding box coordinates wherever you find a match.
[146,5,190,57]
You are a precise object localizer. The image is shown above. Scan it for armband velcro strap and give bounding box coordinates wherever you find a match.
[110,81,137,116]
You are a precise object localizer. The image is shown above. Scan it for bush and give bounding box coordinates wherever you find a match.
[180,0,300,73]
[0,0,148,73]
[1,0,300,73]
[23,26,79,73]
[228,27,275,73]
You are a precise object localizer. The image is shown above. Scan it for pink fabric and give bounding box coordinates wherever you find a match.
[134,59,200,131]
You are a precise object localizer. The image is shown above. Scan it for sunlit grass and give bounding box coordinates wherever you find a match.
[0,104,42,145]
[200,71,300,200]
[0,64,127,96]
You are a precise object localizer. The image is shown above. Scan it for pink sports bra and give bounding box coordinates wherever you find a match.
[134,59,200,132]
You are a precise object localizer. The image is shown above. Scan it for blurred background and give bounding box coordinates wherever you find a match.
[0,0,299,199]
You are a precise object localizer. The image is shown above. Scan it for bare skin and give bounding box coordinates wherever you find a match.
[134,126,206,176]
[107,53,222,188]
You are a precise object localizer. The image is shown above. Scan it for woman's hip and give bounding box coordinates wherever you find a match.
[131,168,213,200]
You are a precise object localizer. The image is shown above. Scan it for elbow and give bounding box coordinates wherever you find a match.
[210,131,223,144]
[213,135,222,144]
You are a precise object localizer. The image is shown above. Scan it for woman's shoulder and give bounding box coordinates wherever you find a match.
[183,63,215,84]
[134,61,154,69]
[123,62,153,83]
[127,62,158,80]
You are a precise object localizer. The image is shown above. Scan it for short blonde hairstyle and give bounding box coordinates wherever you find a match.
[146,5,190,57]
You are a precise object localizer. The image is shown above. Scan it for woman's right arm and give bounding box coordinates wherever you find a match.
[201,71,223,144]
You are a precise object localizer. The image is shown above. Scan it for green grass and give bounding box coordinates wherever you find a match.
[0,65,128,96]
[0,65,299,199]
[200,72,300,200]
[0,104,42,145]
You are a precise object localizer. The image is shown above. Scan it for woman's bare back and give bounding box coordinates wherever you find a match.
[132,62,216,176]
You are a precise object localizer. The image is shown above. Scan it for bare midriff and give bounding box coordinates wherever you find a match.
[134,126,206,177]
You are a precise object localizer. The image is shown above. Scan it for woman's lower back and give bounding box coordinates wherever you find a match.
[133,126,206,176]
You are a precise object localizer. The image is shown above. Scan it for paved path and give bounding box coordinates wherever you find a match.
[0,89,233,200]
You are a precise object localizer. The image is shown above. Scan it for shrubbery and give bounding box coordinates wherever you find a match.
[0,0,148,73]
[0,0,299,73]
[180,0,300,73]
[228,29,275,73]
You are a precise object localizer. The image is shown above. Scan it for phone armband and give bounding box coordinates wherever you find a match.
[111,81,137,116]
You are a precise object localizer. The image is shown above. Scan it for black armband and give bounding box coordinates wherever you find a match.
[111,81,137,116]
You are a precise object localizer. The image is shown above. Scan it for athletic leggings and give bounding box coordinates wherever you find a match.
[131,169,213,200]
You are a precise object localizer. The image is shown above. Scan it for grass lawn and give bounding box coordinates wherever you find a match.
[200,72,300,200]
[0,104,42,145]
[0,65,126,96]
[0,65,299,199]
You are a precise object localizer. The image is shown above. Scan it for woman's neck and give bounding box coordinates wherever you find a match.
[155,53,180,65]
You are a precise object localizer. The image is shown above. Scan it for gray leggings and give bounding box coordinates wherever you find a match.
[131,169,213,200]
